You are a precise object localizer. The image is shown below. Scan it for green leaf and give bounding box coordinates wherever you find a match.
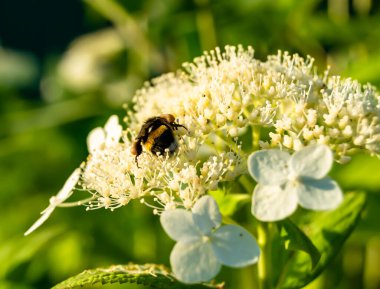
[209,190,250,216]
[52,263,223,289]
[280,219,321,269]
[276,192,366,289]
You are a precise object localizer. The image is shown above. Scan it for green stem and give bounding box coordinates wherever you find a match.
[252,125,261,150]
[257,222,272,289]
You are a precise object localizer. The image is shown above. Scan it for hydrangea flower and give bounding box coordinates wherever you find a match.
[160,195,260,284]
[24,168,81,235]
[26,46,380,234]
[248,144,343,222]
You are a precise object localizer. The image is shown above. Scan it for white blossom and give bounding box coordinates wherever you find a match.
[160,196,260,283]
[248,145,343,221]
[87,115,123,154]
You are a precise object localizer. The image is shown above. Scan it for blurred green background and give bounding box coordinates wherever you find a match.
[1,0,380,288]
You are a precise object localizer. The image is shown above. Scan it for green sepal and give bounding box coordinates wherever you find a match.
[52,263,224,289]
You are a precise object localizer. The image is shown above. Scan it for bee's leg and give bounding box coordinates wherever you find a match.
[172,123,188,132]
[135,155,140,168]
[131,140,142,168]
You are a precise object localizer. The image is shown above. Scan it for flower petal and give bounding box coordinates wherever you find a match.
[170,240,221,284]
[297,177,343,210]
[87,127,105,154]
[212,225,260,267]
[24,206,55,236]
[248,150,290,186]
[290,145,333,179]
[56,168,81,201]
[192,196,222,234]
[104,115,122,147]
[160,209,201,242]
[251,184,298,222]
[24,168,81,236]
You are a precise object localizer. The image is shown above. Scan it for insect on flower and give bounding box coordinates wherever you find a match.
[130,114,188,166]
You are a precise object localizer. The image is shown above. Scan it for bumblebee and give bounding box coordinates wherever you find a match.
[130,114,187,165]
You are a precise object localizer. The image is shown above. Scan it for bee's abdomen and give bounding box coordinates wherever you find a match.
[144,125,177,155]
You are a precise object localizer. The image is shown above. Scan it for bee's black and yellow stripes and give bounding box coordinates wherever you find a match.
[143,125,169,151]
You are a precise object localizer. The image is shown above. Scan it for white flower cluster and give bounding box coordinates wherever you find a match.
[131,46,380,164]
[26,46,380,235]
[80,115,244,212]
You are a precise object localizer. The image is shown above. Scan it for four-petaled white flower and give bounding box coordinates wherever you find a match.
[160,195,260,284]
[248,144,343,222]
[24,168,81,236]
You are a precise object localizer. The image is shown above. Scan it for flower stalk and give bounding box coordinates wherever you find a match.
[257,222,273,289]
